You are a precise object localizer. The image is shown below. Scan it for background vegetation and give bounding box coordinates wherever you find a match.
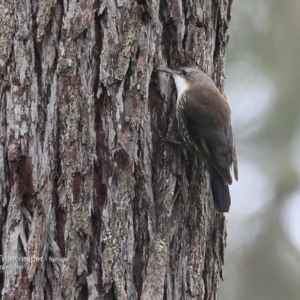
[220,0,300,299]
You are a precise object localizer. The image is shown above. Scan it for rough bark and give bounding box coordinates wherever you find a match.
[0,0,232,299]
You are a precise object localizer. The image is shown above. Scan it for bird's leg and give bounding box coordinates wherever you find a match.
[160,135,183,146]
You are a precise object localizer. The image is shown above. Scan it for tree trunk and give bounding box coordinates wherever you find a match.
[0,0,232,299]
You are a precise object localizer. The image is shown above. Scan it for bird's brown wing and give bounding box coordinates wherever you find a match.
[182,103,237,184]
[183,114,235,212]
[204,123,238,184]
[182,88,238,184]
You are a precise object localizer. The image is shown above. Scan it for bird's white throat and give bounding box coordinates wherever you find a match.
[173,75,190,99]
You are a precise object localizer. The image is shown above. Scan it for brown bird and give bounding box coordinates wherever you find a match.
[156,67,238,212]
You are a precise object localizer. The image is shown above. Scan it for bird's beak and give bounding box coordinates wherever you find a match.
[155,67,180,76]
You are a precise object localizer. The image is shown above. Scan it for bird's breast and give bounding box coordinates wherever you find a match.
[176,95,199,153]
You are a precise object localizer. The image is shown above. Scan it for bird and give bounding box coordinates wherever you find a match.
[155,66,238,212]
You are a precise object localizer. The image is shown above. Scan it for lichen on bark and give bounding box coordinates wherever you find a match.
[0,0,232,299]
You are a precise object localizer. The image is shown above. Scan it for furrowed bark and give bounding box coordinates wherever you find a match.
[0,0,232,299]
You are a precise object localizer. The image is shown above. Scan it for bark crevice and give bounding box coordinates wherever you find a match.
[0,0,233,299]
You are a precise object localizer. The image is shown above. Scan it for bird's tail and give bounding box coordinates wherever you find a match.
[207,164,231,213]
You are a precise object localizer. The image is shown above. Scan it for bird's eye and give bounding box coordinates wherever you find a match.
[182,69,189,76]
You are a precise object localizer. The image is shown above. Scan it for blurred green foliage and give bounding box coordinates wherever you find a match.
[220,0,300,299]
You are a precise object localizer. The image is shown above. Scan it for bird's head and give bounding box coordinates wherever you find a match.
[155,67,207,99]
